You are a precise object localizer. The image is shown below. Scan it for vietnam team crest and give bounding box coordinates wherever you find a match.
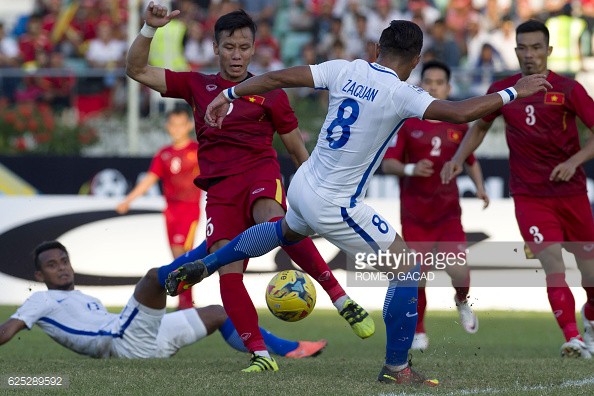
[544,92,565,105]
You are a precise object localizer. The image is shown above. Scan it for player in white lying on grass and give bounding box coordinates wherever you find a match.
[0,241,326,360]
[167,20,551,385]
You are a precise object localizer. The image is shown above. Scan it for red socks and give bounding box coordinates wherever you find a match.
[282,238,346,302]
[177,288,194,310]
[415,287,427,334]
[546,273,579,341]
[220,273,266,351]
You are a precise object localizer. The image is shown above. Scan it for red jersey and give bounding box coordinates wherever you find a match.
[483,71,594,197]
[149,141,201,204]
[384,119,475,225]
[162,70,299,190]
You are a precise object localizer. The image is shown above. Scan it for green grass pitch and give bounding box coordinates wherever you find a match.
[1,306,593,395]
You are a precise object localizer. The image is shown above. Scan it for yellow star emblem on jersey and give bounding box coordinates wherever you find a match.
[551,95,558,102]
[249,97,255,102]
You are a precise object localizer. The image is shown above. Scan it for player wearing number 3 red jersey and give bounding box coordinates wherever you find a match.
[442,20,594,358]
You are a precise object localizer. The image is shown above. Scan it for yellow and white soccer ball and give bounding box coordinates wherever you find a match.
[265,270,316,322]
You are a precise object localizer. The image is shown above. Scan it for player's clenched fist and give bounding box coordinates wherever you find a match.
[145,1,181,28]
[513,74,552,98]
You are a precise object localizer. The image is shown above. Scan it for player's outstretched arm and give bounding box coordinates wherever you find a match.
[465,161,489,208]
[550,129,594,182]
[126,1,180,94]
[424,74,552,124]
[279,128,310,168]
[0,318,27,346]
[441,119,492,184]
[205,66,315,128]
[116,172,160,214]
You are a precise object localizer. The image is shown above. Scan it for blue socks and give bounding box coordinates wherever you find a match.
[157,240,208,287]
[383,265,420,366]
[202,219,286,274]
[218,318,299,356]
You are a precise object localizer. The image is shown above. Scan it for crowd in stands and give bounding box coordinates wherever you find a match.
[1,0,593,117]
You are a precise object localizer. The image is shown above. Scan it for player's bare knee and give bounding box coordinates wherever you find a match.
[196,305,227,334]
[252,197,284,223]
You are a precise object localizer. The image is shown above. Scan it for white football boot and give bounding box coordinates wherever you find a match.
[455,295,479,334]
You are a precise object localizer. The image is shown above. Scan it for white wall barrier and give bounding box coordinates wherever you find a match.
[0,196,586,312]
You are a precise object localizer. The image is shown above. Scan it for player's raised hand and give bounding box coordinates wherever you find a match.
[549,161,577,182]
[115,201,130,215]
[205,92,231,129]
[513,74,552,98]
[145,1,181,28]
[441,160,463,184]
[413,159,434,177]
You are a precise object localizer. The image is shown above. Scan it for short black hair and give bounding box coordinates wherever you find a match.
[379,20,423,61]
[516,19,549,46]
[421,60,451,82]
[166,106,192,119]
[33,241,68,270]
[214,9,257,43]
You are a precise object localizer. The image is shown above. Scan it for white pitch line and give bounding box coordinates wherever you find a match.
[379,376,594,396]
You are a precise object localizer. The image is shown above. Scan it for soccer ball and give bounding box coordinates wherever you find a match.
[265,270,316,322]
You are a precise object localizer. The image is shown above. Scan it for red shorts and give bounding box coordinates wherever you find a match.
[205,162,287,250]
[402,217,467,256]
[514,194,594,258]
[164,201,200,250]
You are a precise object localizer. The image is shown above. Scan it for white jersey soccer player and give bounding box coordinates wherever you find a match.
[286,59,434,256]
[11,290,206,358]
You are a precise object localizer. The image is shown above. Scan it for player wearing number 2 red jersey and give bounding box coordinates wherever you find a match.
[117,108,200,310]
[442,20,594,358]
[382,61,487,351]
[126,5,371,372]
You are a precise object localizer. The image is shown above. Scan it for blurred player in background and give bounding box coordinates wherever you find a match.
[117,107,199,310]
[182,20,549,386]
[0,241,327,359]
[442,20,594,359]
[126,4,374,372]
[382,60,487,350]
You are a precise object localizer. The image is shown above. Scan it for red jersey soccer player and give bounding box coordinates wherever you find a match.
[126,4,374,372]
[443,20,594,358]
[117,108,200,310]
[382,61,487,351]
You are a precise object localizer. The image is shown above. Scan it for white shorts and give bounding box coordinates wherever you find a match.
[286,168,396,257]
[109,298,207,359]
[110,296,166,359]
[156,309,208,358]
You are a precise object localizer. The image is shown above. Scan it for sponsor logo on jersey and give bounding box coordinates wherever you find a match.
[206,84,217,92]
[544,92,565,105]
[252,187,265,194]
[411,130,423,139]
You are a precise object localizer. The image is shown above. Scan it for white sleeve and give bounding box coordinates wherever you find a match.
[309,60,350,89]
[392,84,436,119]
[10,292,53,329]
